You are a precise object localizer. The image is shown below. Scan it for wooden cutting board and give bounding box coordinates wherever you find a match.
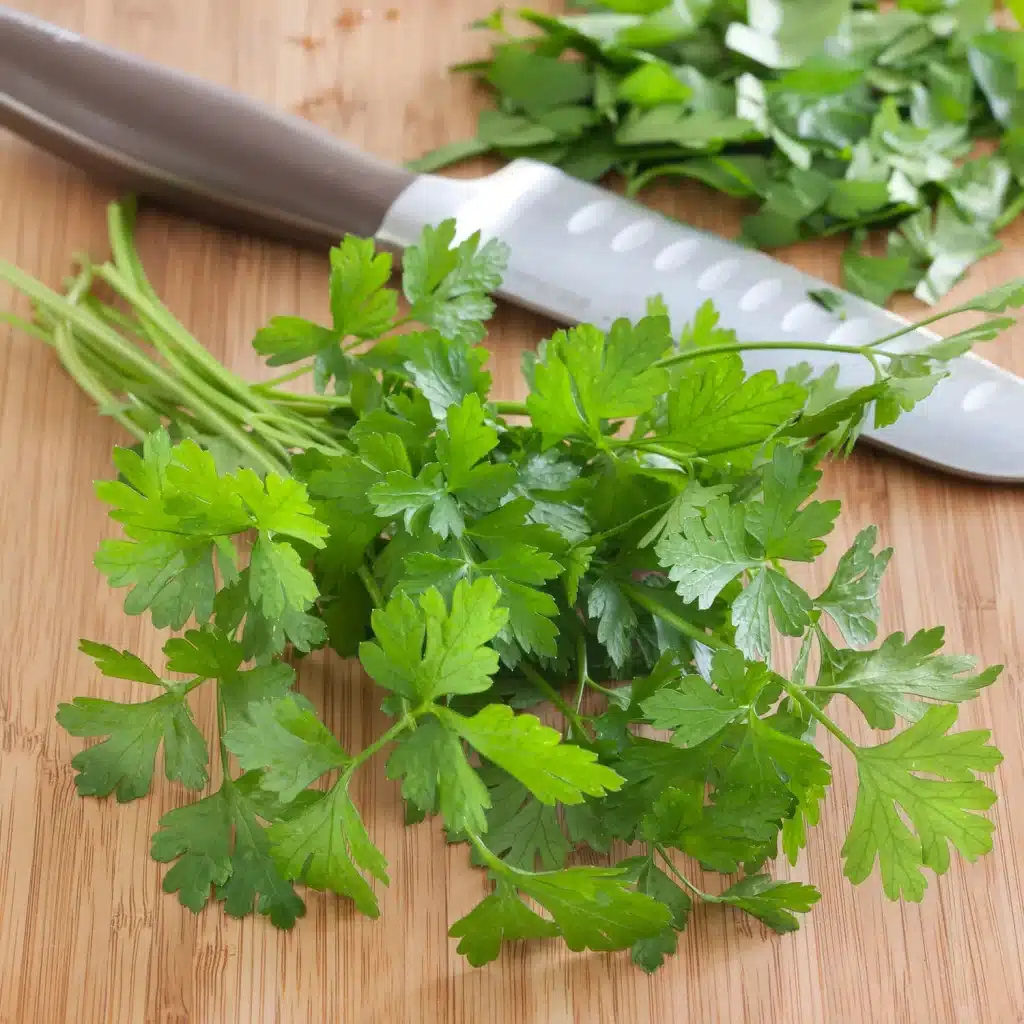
[1,2,1022,1021]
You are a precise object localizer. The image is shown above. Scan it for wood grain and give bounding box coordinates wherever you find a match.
[1,2,1023,1021]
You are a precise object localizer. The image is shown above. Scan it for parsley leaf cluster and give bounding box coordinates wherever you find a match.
[1,198,1015,971]
[414,1,1024,306]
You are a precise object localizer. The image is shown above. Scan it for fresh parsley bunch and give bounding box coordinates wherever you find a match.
[1,199,1019,971]
[414,0,1024,306]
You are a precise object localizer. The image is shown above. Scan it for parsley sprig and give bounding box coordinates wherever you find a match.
[1,199,1017,970]
[414,1,1024,306]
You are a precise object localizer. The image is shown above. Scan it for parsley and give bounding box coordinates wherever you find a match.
[2,200,1018,971]
[414,2,1024,305]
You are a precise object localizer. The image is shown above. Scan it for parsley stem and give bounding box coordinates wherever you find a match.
[181,675,209,696]
[494,400,528,416]
[265,392,349,408]
[993,190,1024,233]
[216,685,232,782]
[467,831,510,875]
[781,681,858,754]
[1,263,290,476]
[572,633,589,723]
[51,319,148,441]
[655,340,884,368]
[254,365,314,390]
[573,630,589,712]
[357,565,384,609]
[585,498,676,548]
[865,305,975,348]
[620,583,729,652]
[0,310,53,345]
[585,678,620,698]
[342,716,414,782]
[654,844,712,901]
[627,441,702,463]
[520,663,593,742]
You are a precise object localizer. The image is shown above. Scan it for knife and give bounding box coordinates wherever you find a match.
[1,6,1022,482]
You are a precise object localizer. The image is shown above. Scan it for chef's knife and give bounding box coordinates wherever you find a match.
[1,6,1022,482]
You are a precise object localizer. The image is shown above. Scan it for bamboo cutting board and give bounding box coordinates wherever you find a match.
[1,2,1023,1021]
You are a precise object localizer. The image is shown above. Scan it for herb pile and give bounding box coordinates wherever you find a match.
[1,199,1018,970]
[413,0,1024,307]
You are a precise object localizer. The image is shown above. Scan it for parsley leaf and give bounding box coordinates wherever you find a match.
[57,692,208,801]
[78,639,164,686]
[268,782,388,917]
[385,717,490,834]
[329,235,397,340]
[815,628,1002,729]
[151,774,306,928]
[815,526,892,646]
[527,317,672,446]
[656,497,759,609]
[442,704,624,805]
[359,578,507,703]
[511,864,673,953]
[470,769,572,871]
[449,880,561,966]
[663,361,806,459]
[224,695,348,802]
[436,394,517,505]
[402,220,507,343]
[715,874,820,933]
[746,447,840,563]
[843,705,1002,901]
[625,857,692,972]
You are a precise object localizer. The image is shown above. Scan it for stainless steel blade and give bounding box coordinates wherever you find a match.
[379,160,1024,483]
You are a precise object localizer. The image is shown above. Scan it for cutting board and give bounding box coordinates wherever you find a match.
[1,1,1022,1021]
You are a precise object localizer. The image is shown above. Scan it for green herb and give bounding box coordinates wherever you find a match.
[808,288,847,318]
[412,1,1024,305]
[1,199,1016,970]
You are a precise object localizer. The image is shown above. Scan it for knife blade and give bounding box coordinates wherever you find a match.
[1,5,1022,482]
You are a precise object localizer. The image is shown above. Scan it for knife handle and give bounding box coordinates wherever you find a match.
[0,6,414,245]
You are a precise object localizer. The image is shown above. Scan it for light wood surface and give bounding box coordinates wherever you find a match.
[1,2,1023,1021]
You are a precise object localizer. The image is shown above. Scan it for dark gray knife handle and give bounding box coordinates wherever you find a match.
[0,6,415,246]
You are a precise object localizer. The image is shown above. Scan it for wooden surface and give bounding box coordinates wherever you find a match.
[1,2,1023,1021]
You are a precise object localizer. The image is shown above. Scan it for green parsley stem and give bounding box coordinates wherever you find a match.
[249,410,342,452]
[866,305,977,348]
[520,663,593,742]
[180,676,209,696]
[584,678,621,698]
[1,262,289,476]
[467,832,510,875]
[248,393,531,421]
[494,400,528,417]
[105,203,267,418]
[781,681,858,754]
[655,340,890,369]
[626,441,701,463]
[620,583,729,651]
[994,191,1024,233]
[357,565,385,609]
[51,320,148,442]
[573,633,589,716]
[654,844,712,901]
[585,498,676,548]
[341,716,414,783]
[0,310,54,345]
[254,365,314,390]
[215,685,232,780]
